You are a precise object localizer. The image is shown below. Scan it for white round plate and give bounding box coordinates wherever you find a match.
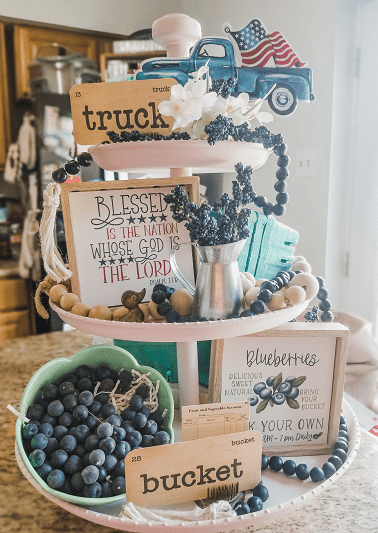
[16,399,360,533]
[50,300,308,342]
[89,139,272,173]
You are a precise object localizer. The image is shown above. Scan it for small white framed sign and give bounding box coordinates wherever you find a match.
[61,177,199,308]
[208,322,349,456]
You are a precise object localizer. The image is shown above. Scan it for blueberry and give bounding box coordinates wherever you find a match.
[97,465,107,482]
[42,384,58,401]
[259,387,272,400]
[29,449,46,467]
[27,404,45,421]
[101,480,113,498]
[60,435,77,453]
[166,310,180,322]
[114,459,125,477]
[73,405,88,422]
[272,392,286,405]
[100,378,115,392]
[58,412,73,427]
[75,424,90,443]
[36,461,53,480]
[51,449,68,468]
[277,381,292,395]
[114,441,131,459]
[59,382,75,397]
[22,422,39,440]
[154,431,170,446]
[70,472,85,491]
[153,284,167,294]
[261,454,269,470]
[125,429,142,448]
[121,408,136,422]
[310,466,325,482]
[85,434,100,451]
[101,404,116,419]
[39,423,54,438]
[265,376,275,387]
[253,382,266,394]
[62,393,78,411]
[47,469,65,489]
[83,481,102,498]
[134,413,147,429]
[77,378,93,392]
[253,484,269,502]
[148,411,164,426]
[322,461,336,478]
[296,463,310,480]
[82,452,91,467]
[328,455,343,470]
[99,437,116,455]
[269,456,283,471]
[81,465,99,484]
[45,438,59,455]
[141,435,155,447]
[287,387,299,399]
[113,427,126,442]
[84,415,99,432]
[234,501,250,515]
[107,414,122,427]
[129,395,144,411]
[151,290,166,304]
[283,459,296,476]
[64,455,83,475]
[89,449,106,466]
[78,391,94,407]
[136,386,150,401]
[103,454,117,472]
[247,495,263,512]
[48,400,64,417]
[31,433,49,450]
[41,414,58,427]
[249,394,259,407]
[88,400,102,416]
[97,422,113,438]
[112,476,126,495]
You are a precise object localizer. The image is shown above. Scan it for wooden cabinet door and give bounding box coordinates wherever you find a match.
[14,25,98,99]
[0,22,11,171]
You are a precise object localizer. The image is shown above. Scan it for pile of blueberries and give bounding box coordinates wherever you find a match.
[234,415,349,515]
[21,364,171,499]
[249,374,304,412]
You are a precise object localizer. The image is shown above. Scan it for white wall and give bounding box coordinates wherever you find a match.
[1,0,337,281]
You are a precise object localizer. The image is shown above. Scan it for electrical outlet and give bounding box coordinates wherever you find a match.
[296,149,316,177]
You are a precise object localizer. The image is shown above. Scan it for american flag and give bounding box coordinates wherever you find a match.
[224,19,306,68]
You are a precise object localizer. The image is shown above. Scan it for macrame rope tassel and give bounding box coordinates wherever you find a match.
[39,182,72,282]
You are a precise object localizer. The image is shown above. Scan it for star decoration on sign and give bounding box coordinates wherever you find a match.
[160,214,167,221]
[118,257,125,264]
[149,214,157,222]
[128,256,134,263]
[128,216,135,224]
[138,215,146,223]
[99,259,107,266]
[109,258,116,265]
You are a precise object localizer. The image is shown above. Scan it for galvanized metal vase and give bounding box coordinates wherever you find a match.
[170,239,246,320]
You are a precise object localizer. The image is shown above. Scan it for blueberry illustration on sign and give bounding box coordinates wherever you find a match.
[250,373,307,412]
[136,18,315,116]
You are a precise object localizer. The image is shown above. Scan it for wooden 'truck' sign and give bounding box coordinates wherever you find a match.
[209,322,349,456]
[69,79,177,145]
[125,430,262,507]
[60,177,199,307]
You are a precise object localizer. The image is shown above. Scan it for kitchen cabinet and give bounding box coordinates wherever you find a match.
[0,22,11,171]
[0,274,33,341]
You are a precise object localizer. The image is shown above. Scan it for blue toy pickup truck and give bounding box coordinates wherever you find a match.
[136,37,315,116]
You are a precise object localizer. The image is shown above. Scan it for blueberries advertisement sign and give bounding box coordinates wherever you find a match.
[211,323,349,455]
[61,177,198,307]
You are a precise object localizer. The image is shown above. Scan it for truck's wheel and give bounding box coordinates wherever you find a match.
[268,85,298,116]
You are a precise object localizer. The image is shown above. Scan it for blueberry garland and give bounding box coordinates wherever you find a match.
[52,152,93,184]
[234,415,349,515]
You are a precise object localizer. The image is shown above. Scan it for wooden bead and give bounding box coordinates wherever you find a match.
[112,306,130,321]
[70,302,91,316]
[239,272,246,279]
[267,292,286,311]
[148,300,165,320]
[243,272,256,285]
[255,278,268,287]
[241,277,254,294]
[292,260,311,273]
[284,286,306,305]
[288,272,319,300]
[88,305,112,320]
[292,255,306,264]
[49,284,69,303]
[244,287,260,306]
[170,288,193,316]
[60,292,80,311]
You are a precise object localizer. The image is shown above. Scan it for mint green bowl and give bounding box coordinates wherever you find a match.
[15,344,174,506]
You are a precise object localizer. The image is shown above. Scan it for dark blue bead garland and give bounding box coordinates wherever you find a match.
[52,152,93,184]
[233,416,349,515]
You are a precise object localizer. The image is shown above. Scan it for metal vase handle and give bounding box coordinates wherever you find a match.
[169,242,197,296]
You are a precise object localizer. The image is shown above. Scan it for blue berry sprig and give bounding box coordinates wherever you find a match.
[304,306,319,322]
[316,277,334,322]
[103,130,191,144]
[210,76,238,98]
[52,152,93,184]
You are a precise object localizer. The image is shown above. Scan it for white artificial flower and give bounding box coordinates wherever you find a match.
[189,60,210,81]
[158,84,203,130]
[223,93,250,125]
[245,98,273,125]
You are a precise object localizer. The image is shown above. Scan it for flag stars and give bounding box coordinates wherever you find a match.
[160,214,167,221]
[109,258,116,265]
[138,215,146,223]
[128,256,134,263]
[118,257,125,264]
[128,216,136,224]
[99,259,107,266]
[149,214,157,222]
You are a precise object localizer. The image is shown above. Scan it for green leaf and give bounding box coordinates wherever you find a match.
[256,399,269,413]
[272,372,282,392]
[286,397,300,409]
[291,376,307,387]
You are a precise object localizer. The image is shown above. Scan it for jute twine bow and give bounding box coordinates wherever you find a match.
[34,274,72,319]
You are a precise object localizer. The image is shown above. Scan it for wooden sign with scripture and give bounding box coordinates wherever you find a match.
[69,78,177,145]
[125,430,262,507]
